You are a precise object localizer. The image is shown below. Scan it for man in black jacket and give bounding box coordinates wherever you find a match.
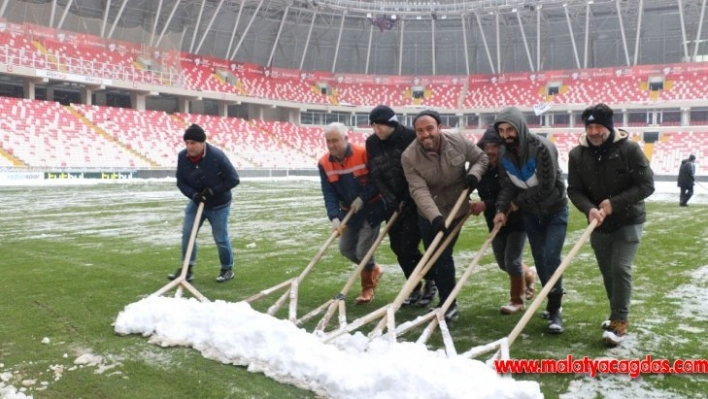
[678,154,696,206]
[366,105,435,306]
[169,124,240,283]
[568,103,655,347]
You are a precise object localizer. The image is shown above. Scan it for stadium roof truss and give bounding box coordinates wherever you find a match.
[3,0,708,75]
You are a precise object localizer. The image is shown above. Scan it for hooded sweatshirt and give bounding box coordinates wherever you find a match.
[493,107,567,215]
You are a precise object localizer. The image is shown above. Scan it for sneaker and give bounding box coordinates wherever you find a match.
[603,320,627,347]
[168,267,193,282]
[444,303,459,323]
[402,289,423,307]
[540,307,562,320]
[600,319,611,330]
[417,280,438,306]
[547,311,564,334]
[216,269,234,283]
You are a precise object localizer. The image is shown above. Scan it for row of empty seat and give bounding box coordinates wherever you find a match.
[0,98,706,176]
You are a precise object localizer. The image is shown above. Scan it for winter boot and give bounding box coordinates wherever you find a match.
[356,264,383,304]
[523,264,537,300]
[602,320,628,347]
[500,275,525,314]
[168,266,193,282]
[546,291,564,334]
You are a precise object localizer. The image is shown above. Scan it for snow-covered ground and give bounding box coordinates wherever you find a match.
[1,177,705,399]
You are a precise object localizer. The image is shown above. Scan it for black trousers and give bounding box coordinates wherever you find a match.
[387,208,427,282]
[679,184,694,205]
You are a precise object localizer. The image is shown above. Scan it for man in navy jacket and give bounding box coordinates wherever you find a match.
[170,124,240,283]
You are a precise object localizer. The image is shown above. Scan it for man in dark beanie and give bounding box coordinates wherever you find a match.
[568,103,655,346]
[366,105,435,307]
[170,123,240,283]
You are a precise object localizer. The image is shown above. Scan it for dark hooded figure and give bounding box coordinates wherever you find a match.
[677,154,696,206]
[492,107,569,334]
[470,127,536,315]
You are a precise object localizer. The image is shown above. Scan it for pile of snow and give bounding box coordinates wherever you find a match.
[114,296,541,399]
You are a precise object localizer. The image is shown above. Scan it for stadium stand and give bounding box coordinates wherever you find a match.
[0,97,151,168]
[71,104,185,167]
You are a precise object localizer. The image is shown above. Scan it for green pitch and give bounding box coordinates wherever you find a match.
[0,180,705,398]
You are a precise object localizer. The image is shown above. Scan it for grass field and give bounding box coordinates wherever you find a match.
[1,179,707,399]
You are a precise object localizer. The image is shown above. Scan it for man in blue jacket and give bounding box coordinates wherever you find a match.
[169,124,240,283]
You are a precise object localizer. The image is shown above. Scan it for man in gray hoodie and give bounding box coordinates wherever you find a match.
[492,107,569,334]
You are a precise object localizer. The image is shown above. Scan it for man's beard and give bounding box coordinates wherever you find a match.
[503,137,520,152]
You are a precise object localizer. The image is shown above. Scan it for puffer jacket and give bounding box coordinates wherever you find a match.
[567,129,655,233]
[366,124,417,213]
[494,107,567,215]
[401,131,488,222]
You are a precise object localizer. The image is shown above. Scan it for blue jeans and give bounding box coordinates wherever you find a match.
[522,206,568,295]
[182,201,234,270]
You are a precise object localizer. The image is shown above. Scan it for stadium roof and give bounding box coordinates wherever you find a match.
[3,0,708,75]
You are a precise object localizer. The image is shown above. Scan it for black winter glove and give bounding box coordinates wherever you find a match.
[465,174,479,191]
[431,215,447,235]
[192,192,206,203]
[201,188,214,198]
[384,197,398,214]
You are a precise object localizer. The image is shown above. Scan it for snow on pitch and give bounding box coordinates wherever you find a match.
[114,296,542,399]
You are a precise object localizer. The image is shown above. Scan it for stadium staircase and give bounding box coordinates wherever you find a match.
[67,105,159,168]
[0,147,26,167]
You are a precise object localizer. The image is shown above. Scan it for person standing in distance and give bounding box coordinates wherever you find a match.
[402,109,488,322]
[677,154,696,206]
[366,105,435,307]
[567,103,655,346]
[170,124,240,283]
[492,107,568,334]
[318,122,386,304]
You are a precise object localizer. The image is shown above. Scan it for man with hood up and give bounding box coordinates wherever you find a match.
[470,126,536,315]
[567,103,655,347]
[492,107,569,334]
[677,154,696,206]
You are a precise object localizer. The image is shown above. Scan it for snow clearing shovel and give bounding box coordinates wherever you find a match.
[244,208,356,323]
[461,218,598,361]
[321,189,471,344]
[395,217,503,355]
[151,201,208,302]
[307,210,400,332]
[366,210,473,341]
